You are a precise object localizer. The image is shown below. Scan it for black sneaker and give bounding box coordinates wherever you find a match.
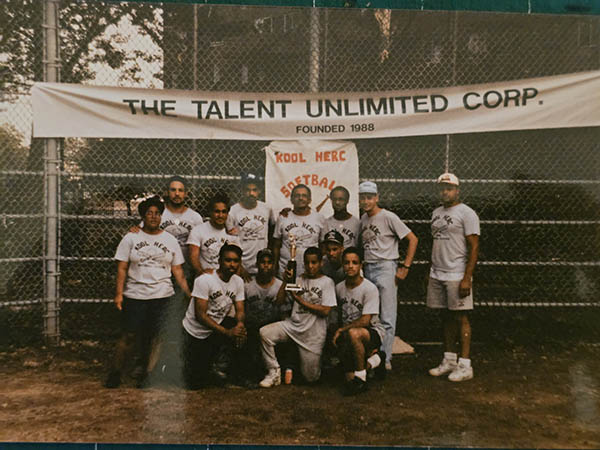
[344,377,368,396]
[104,371,121,389]
[374,351,387,380]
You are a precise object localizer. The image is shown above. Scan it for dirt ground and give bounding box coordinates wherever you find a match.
[1,340,599,448]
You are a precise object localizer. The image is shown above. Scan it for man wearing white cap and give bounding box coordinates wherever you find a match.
[358,181,418,370]
[427,173,480,382]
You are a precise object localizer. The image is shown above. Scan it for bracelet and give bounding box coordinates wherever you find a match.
[402,264,411,269]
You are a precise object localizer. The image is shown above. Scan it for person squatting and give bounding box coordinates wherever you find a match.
[105,172,480,394]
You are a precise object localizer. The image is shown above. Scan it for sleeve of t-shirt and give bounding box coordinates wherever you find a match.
[186,224,203,246]
[225,208,236,231]
[361,281,380,315]
[191,274,211,299]
[463,207,481,236]
[388,211,411,240]
[321,278,337,307]
[234,276,245,302]
[171,238,185,266]
[114,234,133,262]
[273,216,283,239]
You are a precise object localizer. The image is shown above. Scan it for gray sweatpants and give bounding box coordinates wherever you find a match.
[259,321,322,382]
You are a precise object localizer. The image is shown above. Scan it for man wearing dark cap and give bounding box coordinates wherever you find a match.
[358,181,418,371]
[427,173,480,382]
[227,172,273,276]
[321,229,346,285]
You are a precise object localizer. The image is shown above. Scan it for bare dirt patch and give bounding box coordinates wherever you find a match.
[1,342,599,447]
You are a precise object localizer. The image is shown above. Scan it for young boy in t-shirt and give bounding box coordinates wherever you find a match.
[258,247,336,387]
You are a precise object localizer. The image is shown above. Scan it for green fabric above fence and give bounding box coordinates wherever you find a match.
[117,0,600,15]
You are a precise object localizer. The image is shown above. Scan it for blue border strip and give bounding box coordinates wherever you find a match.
[108,0,600,15]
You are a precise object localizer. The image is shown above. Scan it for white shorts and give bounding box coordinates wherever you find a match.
[426,277,473,311]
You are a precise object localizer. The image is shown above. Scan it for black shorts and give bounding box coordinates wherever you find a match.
[366,327,382,355]
[121,296,170,335]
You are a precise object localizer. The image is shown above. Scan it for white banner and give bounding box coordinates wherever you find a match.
[32,70,600,140]
[265,140,359,218]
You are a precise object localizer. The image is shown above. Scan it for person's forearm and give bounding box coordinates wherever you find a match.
[115,263,128,296]
[172,265,191,297]
[402,232,418,267]
[463,235,479,280]
[294,294,330,317]
[188,245,204,275]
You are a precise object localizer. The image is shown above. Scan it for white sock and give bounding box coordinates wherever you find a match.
[367,353,381,369]
[354,370,367,382]
[444,352,458,362]
[458,357,471,368]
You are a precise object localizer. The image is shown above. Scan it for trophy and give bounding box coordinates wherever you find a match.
[284,233,303,292]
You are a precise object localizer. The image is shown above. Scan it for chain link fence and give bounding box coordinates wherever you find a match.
[1,2,599,345]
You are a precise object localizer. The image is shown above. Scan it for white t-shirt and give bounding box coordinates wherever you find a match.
[244,277,283,328]
[187,222,240,270]
[323,215,360,248]
[430,203,480,281]
[226,201,272,274]
[360,209,412,263]
[273,210,326,276]
[158,207,204,260]
[182,271,245,339]
[336,278,385,343]
[114,230,184,300]
[280,275,336,354]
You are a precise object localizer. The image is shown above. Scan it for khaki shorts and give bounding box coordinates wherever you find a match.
[426,277,473,311]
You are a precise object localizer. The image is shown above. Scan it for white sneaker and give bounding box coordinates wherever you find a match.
[448,362,473,382]
[429,358,458,377]
[385,360,393,371]
[259,367,281,388]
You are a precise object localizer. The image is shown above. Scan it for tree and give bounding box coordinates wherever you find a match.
[0,0,162,99]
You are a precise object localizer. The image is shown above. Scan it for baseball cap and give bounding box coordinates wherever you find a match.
[241,171,263,185]
[437,173,460,186]
[322,230,344,246]
[257,248,274,261]
[358,181,378,194]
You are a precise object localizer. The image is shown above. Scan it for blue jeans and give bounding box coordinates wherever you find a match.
[364,260,398,364]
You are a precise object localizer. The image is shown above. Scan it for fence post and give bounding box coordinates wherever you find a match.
[309,6,320,93]
[43,0,61,344]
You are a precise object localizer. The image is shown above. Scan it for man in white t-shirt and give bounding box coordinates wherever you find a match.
[359,181,419,371]
[273,184,326,278]
[322,186,360,248]
[182,243,250,388]
[334,247,386,395]
[258,247,336,387]
[427,173,480,382]
[187,193,240,277]
[227,172,272,276]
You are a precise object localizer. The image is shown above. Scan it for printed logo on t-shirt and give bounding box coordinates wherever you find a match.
[208,289,237,317]
[284,222,318,247]
[339,296,364,323]
[133,240,172,268]
[361,224,381,248]
[297,285,323,315]
[431,214,453,240]
[203,236,230,262]
[161,219,194,245]
[238,215,267,241]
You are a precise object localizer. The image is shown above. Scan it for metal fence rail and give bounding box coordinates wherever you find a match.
[1,2,599,344]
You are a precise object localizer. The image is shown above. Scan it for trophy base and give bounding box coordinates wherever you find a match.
[284,283,303,292]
